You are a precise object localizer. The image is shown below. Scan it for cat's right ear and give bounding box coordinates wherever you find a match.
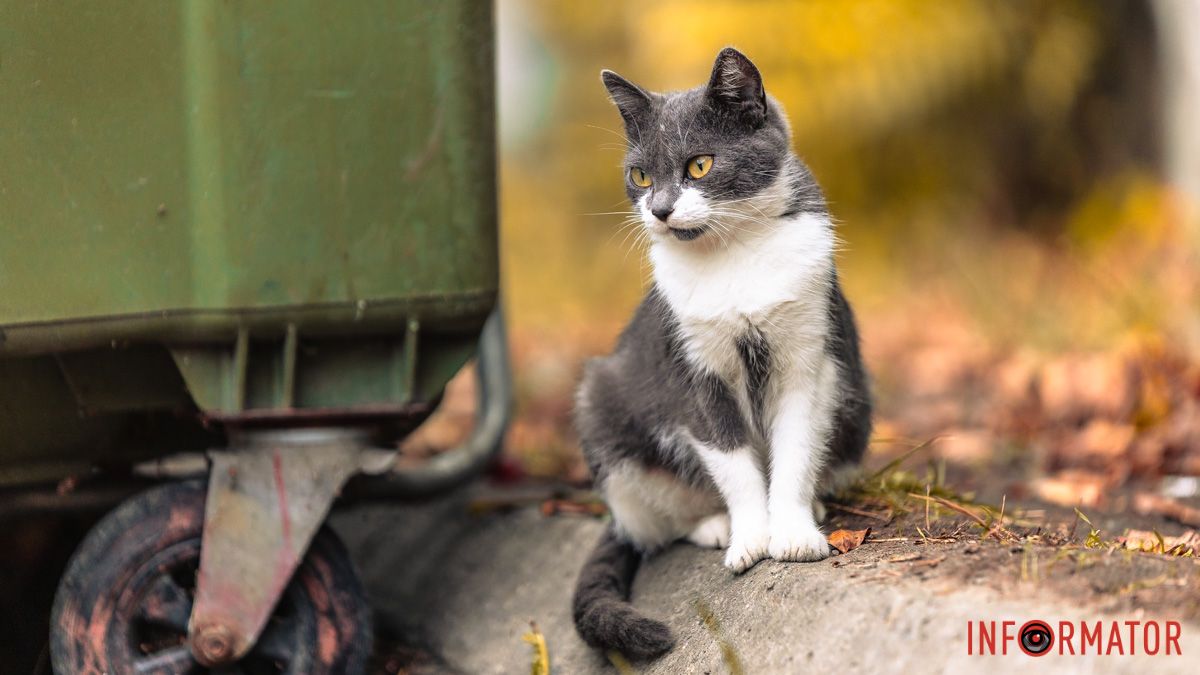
[601,70,652,141]
[706,47,767,127]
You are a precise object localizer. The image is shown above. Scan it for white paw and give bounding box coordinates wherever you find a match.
[723,528,770,574]
[769,521,830,562]
[687,513,731,549]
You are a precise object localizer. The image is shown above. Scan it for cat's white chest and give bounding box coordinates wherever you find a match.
[650,212,834,379]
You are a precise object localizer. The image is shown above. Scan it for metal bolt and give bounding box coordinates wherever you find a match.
[192,624,235,666]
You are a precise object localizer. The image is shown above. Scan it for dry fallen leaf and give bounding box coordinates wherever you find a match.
[1032,470,1109,508]
[1132,492,1200,527]
[827,528,871,554]
[1119,529,1199,557]
[1067,419,1136,459]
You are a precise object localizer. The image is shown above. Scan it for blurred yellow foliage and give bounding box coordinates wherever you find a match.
[630,0,1020,143]
[499,0,1190,345]
[494,1,1197,478]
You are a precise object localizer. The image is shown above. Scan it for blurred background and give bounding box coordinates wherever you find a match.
[414,0,1200,511]
[4,3,1199,672]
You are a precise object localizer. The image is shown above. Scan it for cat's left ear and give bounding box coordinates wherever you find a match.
[706,47,767,127]
[601,69,653,141]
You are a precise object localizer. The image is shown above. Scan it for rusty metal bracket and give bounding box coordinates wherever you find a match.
[188,428,373,665]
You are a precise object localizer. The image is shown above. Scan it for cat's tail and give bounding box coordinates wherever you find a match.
[572,526,675,660]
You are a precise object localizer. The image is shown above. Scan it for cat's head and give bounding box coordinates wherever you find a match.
[602,47,816,244]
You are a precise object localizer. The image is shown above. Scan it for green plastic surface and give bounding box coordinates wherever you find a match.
[0,1,498,479]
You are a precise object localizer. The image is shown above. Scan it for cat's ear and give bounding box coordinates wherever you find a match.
[601,70,653,140]
[706,47,767,126]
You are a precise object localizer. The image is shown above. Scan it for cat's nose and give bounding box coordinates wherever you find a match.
[651,206,674,222]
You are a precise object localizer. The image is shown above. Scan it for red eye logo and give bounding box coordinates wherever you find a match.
[1019,620,1053,657]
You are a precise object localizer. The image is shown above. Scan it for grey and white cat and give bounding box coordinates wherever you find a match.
[571,48,872,659]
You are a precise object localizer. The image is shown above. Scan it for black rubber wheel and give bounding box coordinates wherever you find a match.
[49,480,371,675]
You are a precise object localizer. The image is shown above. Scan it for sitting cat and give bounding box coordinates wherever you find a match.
[571,47,872,660]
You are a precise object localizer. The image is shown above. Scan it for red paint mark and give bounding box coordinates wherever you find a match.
[272,450,293,559]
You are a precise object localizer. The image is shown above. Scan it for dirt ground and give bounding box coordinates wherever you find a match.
[337,480,1200,675]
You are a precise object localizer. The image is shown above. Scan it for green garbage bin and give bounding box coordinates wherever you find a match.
[0,2,506,672]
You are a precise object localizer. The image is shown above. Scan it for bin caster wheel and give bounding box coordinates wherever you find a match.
[49,480,371,674]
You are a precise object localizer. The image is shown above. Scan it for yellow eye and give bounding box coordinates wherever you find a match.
[629,167,652,187]
[687,155,714,179]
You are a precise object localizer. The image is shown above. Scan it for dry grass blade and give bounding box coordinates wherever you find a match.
[984,494,1007,541]
[606,651,635,675]
[522,621,550,675]
[925,484,931,532]
[868,437,940,482]
[1119,529,1199,557]
[695,600,745,675]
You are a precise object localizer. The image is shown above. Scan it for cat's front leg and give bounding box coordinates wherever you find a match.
[767,373,836,562]
[695,446,770,573]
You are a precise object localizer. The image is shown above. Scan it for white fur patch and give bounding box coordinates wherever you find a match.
[602,461,722,550]
[637,187,714,236]
[686,512,731,548]
[650,209,832,328]
[670,187,710,228]
[651,205,836,429]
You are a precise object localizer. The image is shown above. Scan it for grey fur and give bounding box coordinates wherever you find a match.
[602,48,826,227]
[577,288,749,488]
[573,47,872,661]
[571,525,675,660]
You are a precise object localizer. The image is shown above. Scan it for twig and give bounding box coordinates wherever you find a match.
[908,492,1016,541]
[908,493,987,527]
[828,502,893,522]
